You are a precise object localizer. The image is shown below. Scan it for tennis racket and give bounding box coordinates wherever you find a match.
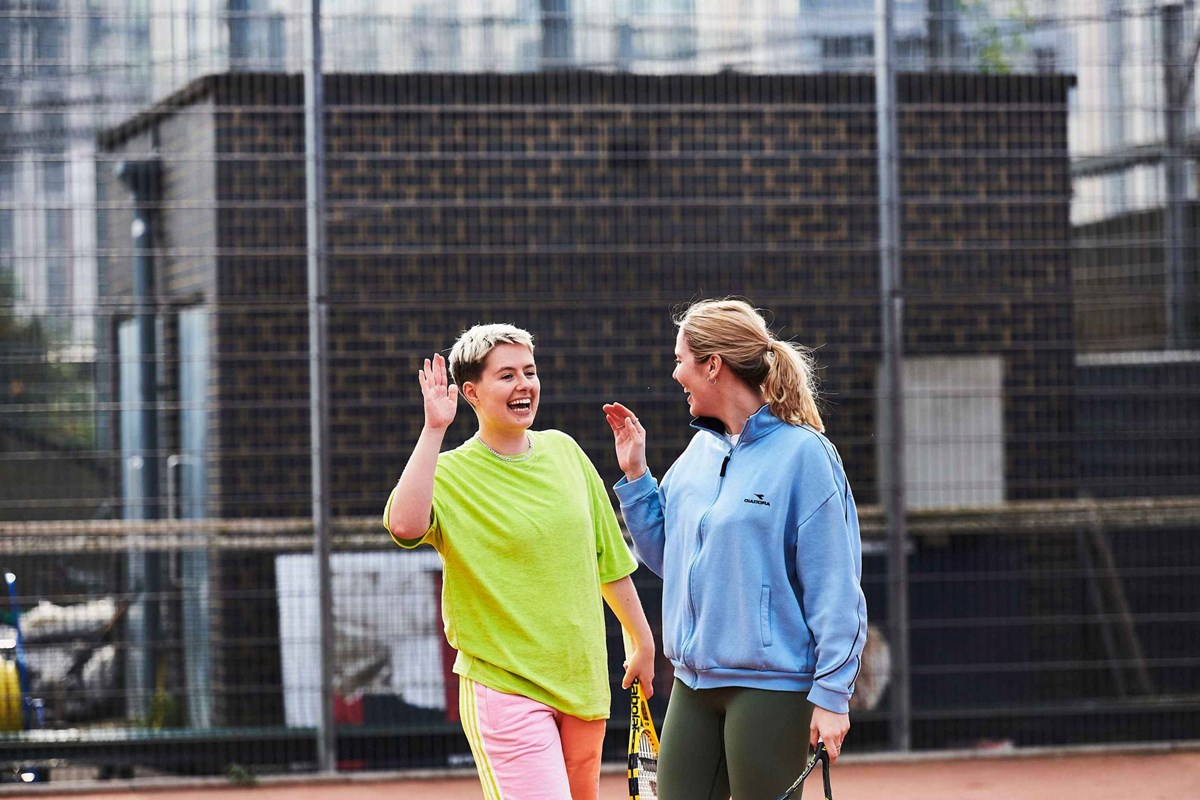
[627,678,659,800]
[773,741,832,800]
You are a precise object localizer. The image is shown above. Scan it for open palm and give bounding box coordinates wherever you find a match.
[419,353,459,430]
[603,402,647,480]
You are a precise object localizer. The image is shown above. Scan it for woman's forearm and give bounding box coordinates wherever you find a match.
[387,425,447,539]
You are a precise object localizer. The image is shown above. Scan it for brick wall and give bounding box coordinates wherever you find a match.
[101,72,1077,521]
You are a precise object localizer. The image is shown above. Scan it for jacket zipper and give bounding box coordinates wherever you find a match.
[681,444,734,668]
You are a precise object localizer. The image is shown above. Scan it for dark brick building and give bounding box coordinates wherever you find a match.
[97,72,1077,729]
[99,71,1077,513]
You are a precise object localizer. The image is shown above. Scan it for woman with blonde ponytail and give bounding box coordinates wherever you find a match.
[604,298,867,800]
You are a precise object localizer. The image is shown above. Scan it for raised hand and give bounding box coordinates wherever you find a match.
[418,353,459,431]
[603,401,648,482]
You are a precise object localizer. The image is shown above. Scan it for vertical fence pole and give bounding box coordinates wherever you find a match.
[1163,4,1196,349]
[303,0,336,773]
[1105,0,1127,215]
[875,0,911,751]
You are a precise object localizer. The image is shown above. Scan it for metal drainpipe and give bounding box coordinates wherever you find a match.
[116,158,163,721]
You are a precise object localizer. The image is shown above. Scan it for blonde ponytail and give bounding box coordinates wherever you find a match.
[763,339,824,432]
[677,298,824,431]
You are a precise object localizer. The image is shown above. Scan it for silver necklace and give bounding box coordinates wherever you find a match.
[477,433,535,463]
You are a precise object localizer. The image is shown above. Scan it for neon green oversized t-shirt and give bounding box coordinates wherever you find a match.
[382,428,637,720]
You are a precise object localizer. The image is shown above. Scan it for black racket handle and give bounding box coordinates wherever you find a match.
[820,745,832,799]
[773,742,832,800]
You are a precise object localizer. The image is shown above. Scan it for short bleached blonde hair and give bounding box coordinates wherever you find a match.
[448,323,535,386]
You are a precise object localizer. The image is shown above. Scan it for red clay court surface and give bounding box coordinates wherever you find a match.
[9,746,1200,799]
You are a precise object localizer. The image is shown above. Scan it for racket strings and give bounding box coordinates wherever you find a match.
[636,729,658,797]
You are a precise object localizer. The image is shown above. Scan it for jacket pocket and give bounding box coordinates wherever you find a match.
[760,586,773,647]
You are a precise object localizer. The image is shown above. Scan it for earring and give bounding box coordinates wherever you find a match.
[707,376,717,385]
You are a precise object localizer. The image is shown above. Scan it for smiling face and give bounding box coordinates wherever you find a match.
[673,328,717,418]
[462,342,540,436]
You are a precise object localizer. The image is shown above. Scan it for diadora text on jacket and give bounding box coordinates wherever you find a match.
[614,405,868,714]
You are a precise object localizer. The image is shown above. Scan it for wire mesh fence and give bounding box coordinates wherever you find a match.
[2,0,1199,786]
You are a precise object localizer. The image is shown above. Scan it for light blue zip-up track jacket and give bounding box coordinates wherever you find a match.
[614,405,868,714]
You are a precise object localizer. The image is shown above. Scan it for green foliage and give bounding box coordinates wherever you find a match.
[224,764,259,787]
[958,0,1036,74]
[0,268,95,448]
[147,684,178,730]
[131,660,183,730]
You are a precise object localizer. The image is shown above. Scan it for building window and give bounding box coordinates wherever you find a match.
[45,206,69,245]
[0,209,13,284]
[0,161,15,197]
[43,160,66,196]
[0,209,13,253]
[615,0,696,68]
[0,19,11,74]
[32,5,66,76]
[540,0,572,68]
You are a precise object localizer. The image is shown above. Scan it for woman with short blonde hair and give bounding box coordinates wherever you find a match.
[387,323,655,800]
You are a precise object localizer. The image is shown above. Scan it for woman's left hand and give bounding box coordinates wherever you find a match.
[603,402,648,482]
[622,643,656,698]
[810,706,849,764]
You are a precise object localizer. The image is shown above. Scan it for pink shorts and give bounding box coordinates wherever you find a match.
[458,675,607,800]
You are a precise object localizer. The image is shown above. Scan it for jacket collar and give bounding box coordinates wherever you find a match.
[689,404,784,444]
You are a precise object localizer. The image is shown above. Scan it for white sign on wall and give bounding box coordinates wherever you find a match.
[877,355,1006,509]
[276,550,446,727]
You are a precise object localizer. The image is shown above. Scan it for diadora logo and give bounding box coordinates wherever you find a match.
[743,493,771,506]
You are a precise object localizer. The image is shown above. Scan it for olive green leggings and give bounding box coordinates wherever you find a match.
[656,679,815,800]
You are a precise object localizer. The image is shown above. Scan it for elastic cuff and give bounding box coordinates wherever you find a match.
[807,683,850,715]
[614,470,657,505]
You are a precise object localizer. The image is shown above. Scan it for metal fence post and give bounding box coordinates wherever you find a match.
[876,0,911,752]
[303,0,336,774]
